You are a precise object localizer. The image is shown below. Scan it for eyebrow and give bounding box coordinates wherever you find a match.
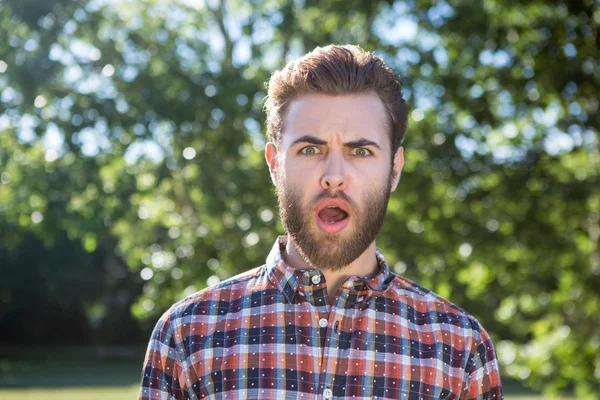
[291,135,328,146]
[291,135,381,150]
[345,138,382,150]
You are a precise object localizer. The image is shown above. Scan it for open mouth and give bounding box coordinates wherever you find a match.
[318,206,349,224]
[315,199,351,234]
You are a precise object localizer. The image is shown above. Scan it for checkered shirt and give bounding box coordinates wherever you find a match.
[139,236,503,399]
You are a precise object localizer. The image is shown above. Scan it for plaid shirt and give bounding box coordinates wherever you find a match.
[140,237,503,399]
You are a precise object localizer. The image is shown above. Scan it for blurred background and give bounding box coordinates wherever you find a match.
[0,0,598,398]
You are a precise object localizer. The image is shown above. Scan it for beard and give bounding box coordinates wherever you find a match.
[276,173,393,272]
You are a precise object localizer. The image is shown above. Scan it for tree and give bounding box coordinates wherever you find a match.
[0,0,597,396]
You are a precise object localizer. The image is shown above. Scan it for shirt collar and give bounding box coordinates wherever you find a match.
[266,236,394,303]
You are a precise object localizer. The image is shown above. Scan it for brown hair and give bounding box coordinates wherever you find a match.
[264,44,408,154]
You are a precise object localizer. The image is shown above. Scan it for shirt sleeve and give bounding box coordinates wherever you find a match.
[462,326,504,400]
[139,310,188,400]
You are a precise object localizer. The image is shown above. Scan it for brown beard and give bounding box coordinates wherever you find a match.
[276,174,392,271]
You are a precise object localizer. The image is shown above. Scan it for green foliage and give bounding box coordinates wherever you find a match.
[0,0,598,396]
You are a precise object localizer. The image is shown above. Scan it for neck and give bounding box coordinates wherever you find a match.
[283,236,379,305]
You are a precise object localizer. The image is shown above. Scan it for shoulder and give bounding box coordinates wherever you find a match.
[388,273,486,339]
[154,265,269,329]
[175,264,268,311]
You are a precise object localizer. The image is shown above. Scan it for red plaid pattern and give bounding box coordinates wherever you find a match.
[139,237,503,399]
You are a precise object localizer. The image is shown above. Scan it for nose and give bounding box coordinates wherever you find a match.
[320,151,345,190]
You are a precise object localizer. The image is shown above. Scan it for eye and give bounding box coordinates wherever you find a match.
[300,146,321,155]
[351,147,372,157]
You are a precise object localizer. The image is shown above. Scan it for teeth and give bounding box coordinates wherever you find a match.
[327,206,336,209]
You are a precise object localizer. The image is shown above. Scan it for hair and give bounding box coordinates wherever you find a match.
[264,44,408,155]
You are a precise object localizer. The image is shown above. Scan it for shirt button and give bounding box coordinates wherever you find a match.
[311,275,321,285]
[318,318,328,328]
[323,388,333,399]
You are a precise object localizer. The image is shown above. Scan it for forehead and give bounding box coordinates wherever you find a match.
[281,93,390,148]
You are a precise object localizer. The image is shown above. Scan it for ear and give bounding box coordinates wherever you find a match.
[265,142,278,184]
[390,147,404,192]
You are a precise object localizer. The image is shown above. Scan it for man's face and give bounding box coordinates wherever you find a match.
[266,93,404,271]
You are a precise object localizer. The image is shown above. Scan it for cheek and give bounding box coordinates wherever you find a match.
[350,164,392,198]
[349,161,388,183]
[285,157,316,172]
[283,159,320,185]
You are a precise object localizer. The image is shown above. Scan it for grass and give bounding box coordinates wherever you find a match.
[0,346,573,399]
[0,346,142,399]
[0,386,140,400]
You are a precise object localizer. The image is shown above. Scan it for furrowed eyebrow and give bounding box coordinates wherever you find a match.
[290,135,381,150]
[344,139,381,150]
[290,135,328,146]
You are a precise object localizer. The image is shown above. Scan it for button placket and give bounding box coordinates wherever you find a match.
[317,293,349,399]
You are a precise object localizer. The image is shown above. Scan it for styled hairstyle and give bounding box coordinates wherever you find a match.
[264,44,408,155]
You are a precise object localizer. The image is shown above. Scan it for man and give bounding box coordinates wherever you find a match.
[139,45,503,399]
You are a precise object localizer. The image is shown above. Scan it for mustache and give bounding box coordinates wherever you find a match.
[311,190,356,209]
